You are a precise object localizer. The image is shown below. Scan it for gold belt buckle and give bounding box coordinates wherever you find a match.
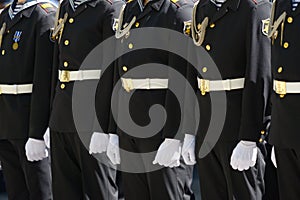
[200,79,210,96]
[123,78,133,92]
[60,70,70,83]
[275,80,286,96]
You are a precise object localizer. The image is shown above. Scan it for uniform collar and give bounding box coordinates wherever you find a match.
[135,0,164,12]
[68,0,97,11]
[8,0,52,19]
[199,0,240,12]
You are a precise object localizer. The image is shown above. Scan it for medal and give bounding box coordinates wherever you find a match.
[12,31,22,50]
[12,42,18,50]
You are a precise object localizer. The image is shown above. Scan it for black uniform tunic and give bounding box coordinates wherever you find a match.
[191,0,271,199]
[0,1,55,199]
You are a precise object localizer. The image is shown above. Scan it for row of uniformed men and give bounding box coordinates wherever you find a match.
[0,0,298,199]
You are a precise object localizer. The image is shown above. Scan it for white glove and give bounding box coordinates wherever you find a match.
[25,138,48,162]
[181,134,196,165]
[230,140,258,171]
[89,132,109,154]
[106,134,120,165]
[43,128,50,149]
[153,139,182,168]
[271,146,277,168]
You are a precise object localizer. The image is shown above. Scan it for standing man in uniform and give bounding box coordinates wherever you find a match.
[190,0,271,199]
[0,0,56,199]
[49,0,123,199]
[96,0,196,199]
[268,0,300,199]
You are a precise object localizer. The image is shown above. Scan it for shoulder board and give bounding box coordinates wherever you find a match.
[38,2,56,13]
[170,0,185,8]
[127,0,134,3]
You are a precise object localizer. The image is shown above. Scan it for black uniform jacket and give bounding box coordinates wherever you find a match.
[105,0,194,141]
[0,0,56,140]
[190,0,271,144]
[49,0,124,133]
[269,0,300,150]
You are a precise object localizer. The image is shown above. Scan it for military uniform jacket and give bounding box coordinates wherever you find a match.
[0,0,56,140]
[269,0,300,150]
[49,0,124,133]
[109,0,193,140]
[191,0,271,143]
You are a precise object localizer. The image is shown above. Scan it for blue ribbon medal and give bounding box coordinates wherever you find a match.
[12,31,22,50]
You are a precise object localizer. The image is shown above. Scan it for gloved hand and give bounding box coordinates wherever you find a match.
[25,138,48,162]
[153,139,182,168]
[89,132,109,154]
[271,146,277,168]
[43,128,50,149]
[106,134,120,165]
[230,140,258,171]
[181,134,196,165]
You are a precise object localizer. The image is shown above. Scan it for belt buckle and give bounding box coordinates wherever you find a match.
[60,70,70,83]
[200,79,210,96]
[275,80,286,96]
[123,78,133,92]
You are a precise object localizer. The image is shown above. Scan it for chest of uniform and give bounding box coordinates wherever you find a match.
[271,6,300,80]
[0,17,36,56]
[58,7,103,47]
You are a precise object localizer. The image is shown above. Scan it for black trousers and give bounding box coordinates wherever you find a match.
[50,131,118,200]
[263,144,279,200]
[119,135,194,200]
[274,146,300,200]
[196,141,265,200]
[0,139,51,200]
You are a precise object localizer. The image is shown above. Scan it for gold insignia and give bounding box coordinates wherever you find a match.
[262,18,270,36]
[41,3,53,9]
[183,20,191,36]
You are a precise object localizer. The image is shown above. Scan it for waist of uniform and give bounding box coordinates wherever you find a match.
[197,77,245,95]
[0,84,33,95]
[273,79,300,97]
[121,78,169,92]
[58,70,101,82]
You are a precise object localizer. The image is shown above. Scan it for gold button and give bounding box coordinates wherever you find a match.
[280,94,285,98]
[259,138,263,143]
[6,30,9,34]
[287,17,293,23]
[64,40,69,46]
[1,50,5,55]
[210,23,215,28]
[135,22,139,27]
[128,43,133,49]
[63,61,68,67]
[69,18,74,24]
[277,67,283,73]
[283,42,289,49]
[205,44,211,51]
[122,66,128,72]
[261,130,265,135]
[202,67,207,73]
[60,83,65,89]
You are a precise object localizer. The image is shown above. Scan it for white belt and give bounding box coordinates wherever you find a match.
[0,84,33,94]
[197,77,245,95]
[273,79,300,95]
[121,78,168,92]
[58,70,101,82]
